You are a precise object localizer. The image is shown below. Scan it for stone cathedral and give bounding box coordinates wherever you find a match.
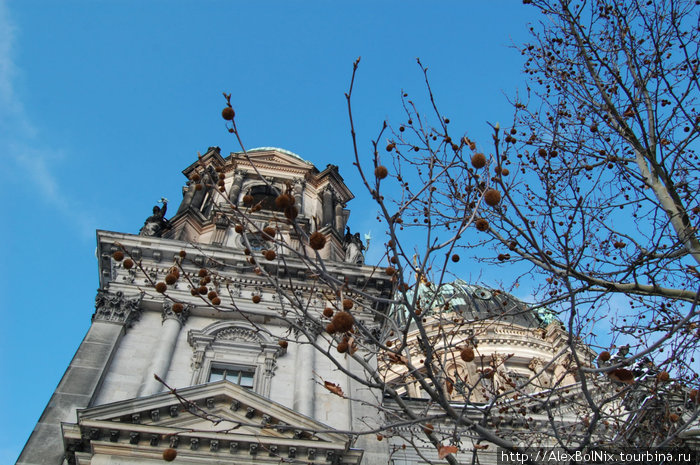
[17,146,592,465]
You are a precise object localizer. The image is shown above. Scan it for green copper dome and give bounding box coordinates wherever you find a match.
[393,279,556,328]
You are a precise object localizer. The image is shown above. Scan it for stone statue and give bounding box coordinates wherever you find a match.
[344,227,365,265]
[139,198,170,237]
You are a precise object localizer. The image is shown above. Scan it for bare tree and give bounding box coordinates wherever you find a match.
[113,1,700,463]
[381,0,700,453]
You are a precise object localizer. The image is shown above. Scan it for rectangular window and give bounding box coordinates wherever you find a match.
[209,366,255,388]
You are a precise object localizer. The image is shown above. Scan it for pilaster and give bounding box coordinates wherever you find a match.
[17,290,141,465]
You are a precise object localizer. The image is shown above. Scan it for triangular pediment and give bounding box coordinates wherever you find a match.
[63,381,362,464]
[240,148,314,171]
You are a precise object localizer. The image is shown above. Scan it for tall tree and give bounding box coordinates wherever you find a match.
[138,1,700,463]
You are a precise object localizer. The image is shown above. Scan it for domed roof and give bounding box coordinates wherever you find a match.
[393,279,556,328]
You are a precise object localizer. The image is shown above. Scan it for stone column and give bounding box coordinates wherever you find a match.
[321,187,333,228]
[293,319,318,418]
[139,302,189,396]
[228,170,245,204]
[17,290,142,465]
[292,178,305,210]
[334,202,345,233]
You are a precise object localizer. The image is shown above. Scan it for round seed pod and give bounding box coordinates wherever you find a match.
[475,218,489,231]
[264,250,276,260]
[165,273,178,285]
[451,254,460,263]
[278,340,288,349]
[242,194,254,205]
[385,266,396,276]
[690,389,699,403]
[123,259,135,269]
[191,173,201,183]
[471,153,487,169]
[375,165,389,180]
[309,232,326,250]
[172,303,184,314]
[669,413,680,422]
[484,189,501,207]
[179,250,187,258]
[252,295,261,304]
[275,193,294,209]
[263,226,276,238]
[342,298,353,310]
[235,224,244,234]
[323,307,334,318]
[190,288,199,297]
[155,282,167,293]
[657,371,670,382]
[284,206,298,220]
[337,338,349,353]
[460,347,475,362]
[198,286,208,295]
[598,351,611,362]
[112,251,124,261]
[325,323,337,334]
[162,448,177,462]
[331,311,354,333]
[221,107,235,120]
[207,290,218,300]
[198,268,208,278]
[211,297,221,306]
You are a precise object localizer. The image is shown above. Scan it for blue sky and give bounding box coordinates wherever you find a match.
[0,1,539,461]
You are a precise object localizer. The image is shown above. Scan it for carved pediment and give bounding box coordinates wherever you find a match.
[63,381,362,464]
[241,149,314,172]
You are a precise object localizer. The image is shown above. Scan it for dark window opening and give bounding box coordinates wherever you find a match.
[245,185,282,211]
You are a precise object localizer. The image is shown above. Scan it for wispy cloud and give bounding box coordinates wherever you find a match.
[0,0,94,237]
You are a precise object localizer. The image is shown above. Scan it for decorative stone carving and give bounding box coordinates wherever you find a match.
[93,290,144,326]
[162,301,190,325]
[528,357,544,372]
[215,327,264,344]
[227,283,243,297]
[293,316,322,340]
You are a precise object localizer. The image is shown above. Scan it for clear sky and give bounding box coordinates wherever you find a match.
[0,1,540,461]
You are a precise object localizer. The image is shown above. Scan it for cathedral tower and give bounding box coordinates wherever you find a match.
[17,147,392,465]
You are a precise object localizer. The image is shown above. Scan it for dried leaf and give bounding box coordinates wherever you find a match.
[324,381,344,397]
[437,445,458,459]
[474,443,489,450]
[446,379,454,395]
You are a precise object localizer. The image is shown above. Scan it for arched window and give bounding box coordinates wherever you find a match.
[243,185,282,211]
